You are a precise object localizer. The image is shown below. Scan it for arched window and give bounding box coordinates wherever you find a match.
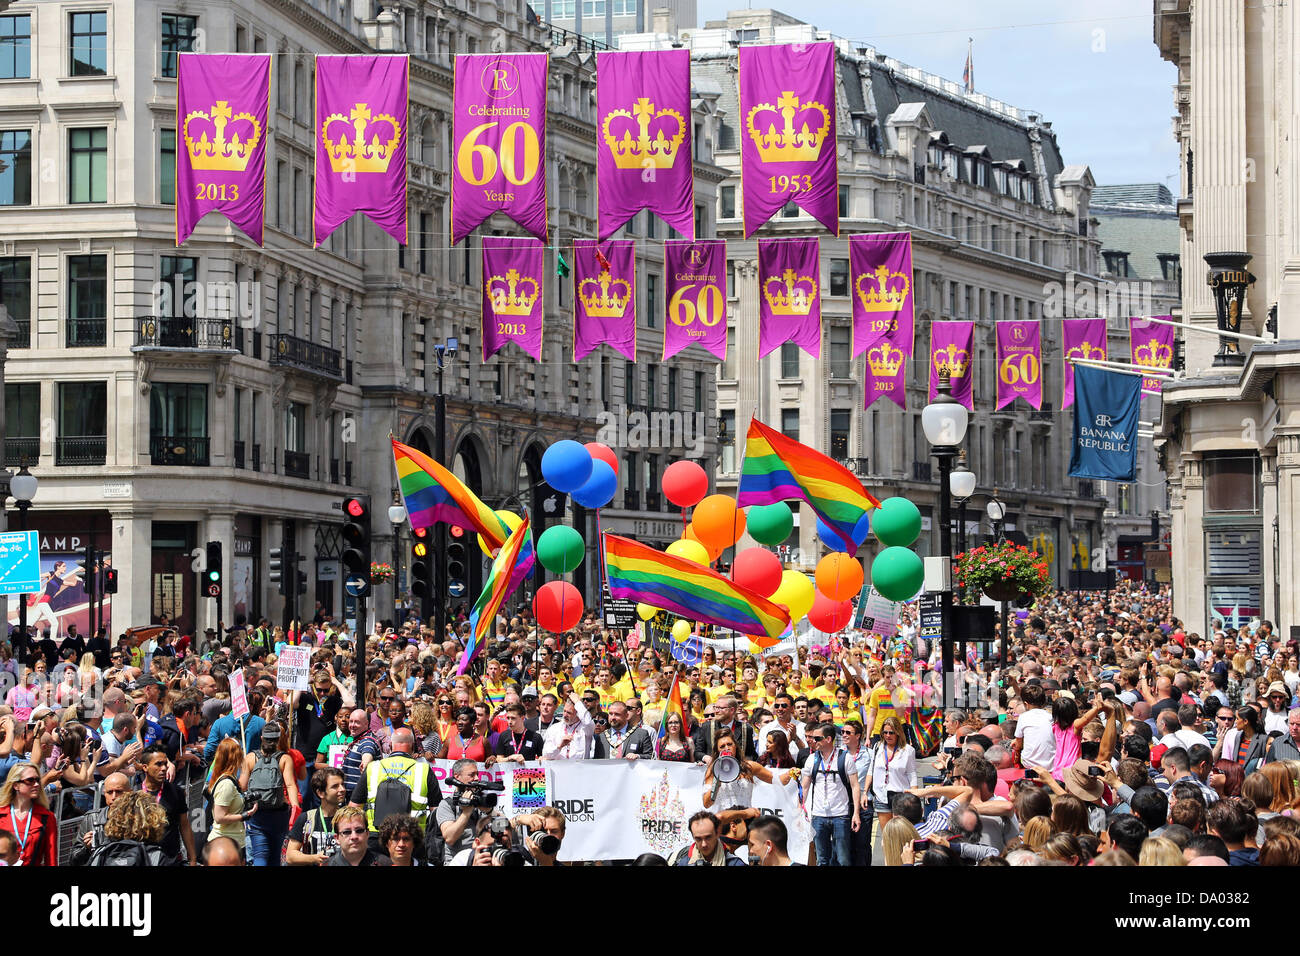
[420,118,437,166]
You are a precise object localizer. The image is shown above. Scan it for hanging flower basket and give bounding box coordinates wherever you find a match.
[953,542,1051,605]
[370,562,395,584]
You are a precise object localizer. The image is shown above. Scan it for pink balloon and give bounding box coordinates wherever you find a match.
[662,460,709,508]
[807,592,854,632]
[533,581,583,632]
[731,547,783,598]
[584,442,619,476]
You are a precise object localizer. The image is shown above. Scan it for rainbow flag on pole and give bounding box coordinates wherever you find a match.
[392,437,534,590]
[737,418,881,555]
[655,672,686,754]
[603,534,790,642]
[460,518,530,675]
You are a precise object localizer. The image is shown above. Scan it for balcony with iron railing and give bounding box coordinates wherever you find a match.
[150,435,210,466]
[10,320,30,349]
[67,318,106,347]
[4,437,38,467]
[55,436,106,466]
[644,491,662,512]
[283,449,310,479]
[1076,480,1097,499]
[269,333,343,380]
[135,315,234,350]
[623,488,641,511]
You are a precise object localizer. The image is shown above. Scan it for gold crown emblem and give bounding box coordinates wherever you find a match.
[321,103,402,174]
[487,269,540,316]
[602,98,686,170]
[763,268,818,316]
[867,342,905,377]
[1133,338,1172,368]
[579,263,632,317]
[932,343,971,378]
[855,265,911,313]
[1067,340,1106,361]
[745,91,831,163]
[183,101,261,172]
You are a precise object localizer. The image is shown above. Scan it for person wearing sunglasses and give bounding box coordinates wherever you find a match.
[325,805,390,866]
[0,762,58,866]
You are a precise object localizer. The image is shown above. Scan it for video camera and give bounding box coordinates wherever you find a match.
[454,778,505,810]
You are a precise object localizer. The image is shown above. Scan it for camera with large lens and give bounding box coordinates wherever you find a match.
[454,779,505,809]
[528,831,561,856]
[486,815,529,866]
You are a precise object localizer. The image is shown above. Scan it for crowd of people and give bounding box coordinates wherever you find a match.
[0,577,1297,867]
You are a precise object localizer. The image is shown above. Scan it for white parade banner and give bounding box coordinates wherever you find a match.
[276,645,313,692]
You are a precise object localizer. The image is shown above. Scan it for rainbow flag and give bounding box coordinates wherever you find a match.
[656,673,686,753]
[603,534,790,642]
[737,418,881,554]
[392,437,534,590]
[461,518,529,675]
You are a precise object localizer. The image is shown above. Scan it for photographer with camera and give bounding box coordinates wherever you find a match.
[454,813,533,867]
[435,758,499,863]
[511,806,565,865]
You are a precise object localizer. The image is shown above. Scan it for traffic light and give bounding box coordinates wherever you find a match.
[446,535,466,583]
[102,567,118,594]
[269,547,287,595]
[341,496,372,583]
[296,567,308,596]
[411,528,431,599]
[79,545,97,597]
[205,541,223,596]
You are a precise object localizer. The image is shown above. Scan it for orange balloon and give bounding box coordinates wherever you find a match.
[684,523,724,562]
[815,552,864,602]
[692,495,746,551]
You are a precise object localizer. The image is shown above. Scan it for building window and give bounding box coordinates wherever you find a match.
[583,0,607,15]
[646,363,658,409]
[720,185,736,219]
[1,257,32,348]
[722,328,736,379]
[600,354,612,404]
[419,212,431,273]
[159,256,197,318]
[829,409,850,459]
[780,342,799,379]
[0,14,31,79]
[838,185,850,218]
[695,204,705,236]
[69,128,108,204]
[5,383,38,462]
[692,371,705,414]
[645,210,657,239]
[781,408,800,442]
[57,381,107,465]
[70,11,108,76]
[159,129,176,205]
[645,273,658,328]
[150,382,208,464]
[720,409,736,472]
[68,255,107,346]
[829,325,851,379]
[160,13,198,78]
[285,401,307,452]
[781,199,799,218]
[668,367,677,412]
[624,360,636,406]
[1204,454,1260,514]
[829,258,849,297]
[0,130,32,206]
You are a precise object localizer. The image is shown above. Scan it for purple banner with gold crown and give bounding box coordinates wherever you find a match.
[863,331,908,410]
[482,237,543,361]
[176,53,271,246]
[452,53,548,244]
[596,49,693,241]
[850,233,914,358]
[1129,316,1175,395]
[573,239,636,362]
[314,55,408,246]
[929,321,975,410]
[663,239,727,361]
[739,43,838,237]
[1062,318,1107,408]
[758,237,821,359]
[995,321,1043,410]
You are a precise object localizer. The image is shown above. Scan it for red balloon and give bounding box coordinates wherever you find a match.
[584,442,619,476]
[731,547,783,598]
[662,460,708,508]
[807,592,854,632]
[534,581,584,632]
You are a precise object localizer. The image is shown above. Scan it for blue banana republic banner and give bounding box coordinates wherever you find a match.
[1068,363,1141,482]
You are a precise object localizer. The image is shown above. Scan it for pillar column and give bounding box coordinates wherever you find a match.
[109,509,153,637]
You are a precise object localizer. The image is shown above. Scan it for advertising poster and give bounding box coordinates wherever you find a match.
[6,552,112,637]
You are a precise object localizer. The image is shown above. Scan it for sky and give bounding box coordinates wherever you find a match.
[694,1,1179,188]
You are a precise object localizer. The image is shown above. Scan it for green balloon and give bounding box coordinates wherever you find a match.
[872,497,923,548]
[871,546,925,602]
[536,525,584,573]
[746,503,794,546]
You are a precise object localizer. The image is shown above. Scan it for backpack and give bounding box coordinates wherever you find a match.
[370,758,415,826]
[246,753,288,811]
[88,839,167,867]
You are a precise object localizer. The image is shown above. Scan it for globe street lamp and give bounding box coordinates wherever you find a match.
[922,370,969,709]
[950,450,976,556]
[985,492,1008,671]
[8,463,38,656]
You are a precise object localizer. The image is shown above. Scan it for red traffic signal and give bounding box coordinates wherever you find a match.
[450,525,464,538]
[345,497,367,518]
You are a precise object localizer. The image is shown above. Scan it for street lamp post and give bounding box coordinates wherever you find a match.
[986,493,1008,673]
[949,451,976,609]
[388,494,407,627]
[432,337,458,645]
[8,463,38,660]
[922,370,969,710]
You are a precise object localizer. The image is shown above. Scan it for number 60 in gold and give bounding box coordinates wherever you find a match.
[668,283,724,327]
[456,121,540,186]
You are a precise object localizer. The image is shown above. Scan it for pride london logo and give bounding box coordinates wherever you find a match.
[639,773,687,855]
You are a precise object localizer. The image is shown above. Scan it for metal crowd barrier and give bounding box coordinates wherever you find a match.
[52,782,103,866]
